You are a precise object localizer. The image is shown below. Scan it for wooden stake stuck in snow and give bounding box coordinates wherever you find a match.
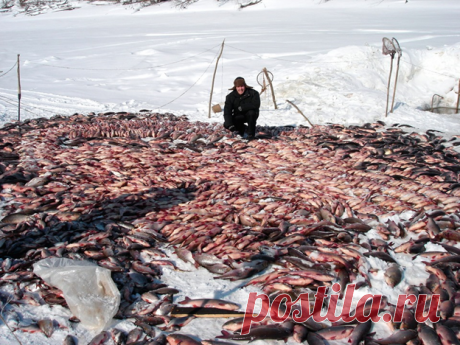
[382,38,396,117]
[209,39,225,119]
[263,67,277,110]
[390,38,402,113]
[17,54,21,122]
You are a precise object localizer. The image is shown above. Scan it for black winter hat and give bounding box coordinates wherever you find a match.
[229,77,253,90]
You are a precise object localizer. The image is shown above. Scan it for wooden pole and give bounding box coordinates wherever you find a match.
[240,0,262,9]
[208,39,225,119]
[390,53,401,113]
[385,54,394,117]
[17,54,21,122]
[390,38,402,113]
[263,68,277,109]
[171,306,247,318]
[260,73,267,95]
[286,100,313,127]
[431,94,443,113]
[457,79,460,114]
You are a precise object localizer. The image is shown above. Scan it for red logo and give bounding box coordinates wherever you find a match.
[242,283,440,335]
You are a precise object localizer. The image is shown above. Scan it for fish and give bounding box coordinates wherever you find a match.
[222,317,247,332]
[418,324,442,345]
[400,309,417,330]
[161,316,196,331]
[126,327,148,343]
[0,212,32,224]
[88,331,111,345]
[37,319,54,338]
[440,300,454,319]
[308,251,353,271]
[214,260,269,281]
[178,297,240,310]
[306,332,328,345]
[349,320,372,345]
[63,335,78,345]
[111,328,128,345]
[427,217,441,238]
[202,340,240,345]
[131,261,160,275]
[364,251,398,263]
[150,287,180,295]
[149,334,167,345]
[291,269,336,282]
[374,329,418,344]
[384,264,402,288]
[435,323,460,345]
[316,325,355,340]
[4,114,460,344]
[292,324,309,343]
[166,334,201,345]
[174,247,195,265]
[193,252,226,267]
[25,175,50,187]
[217,322,293,342]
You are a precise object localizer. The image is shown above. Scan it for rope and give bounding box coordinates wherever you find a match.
[0,94,59,116]
[220,50,224,103]
[158,50,219,109]
[27,44,221,71]
[0,96,42,117]
[263,74,270,110]
[1,43,457,118]
[0,62,17,78]
[401,59,458,80]
[0,95,18,107]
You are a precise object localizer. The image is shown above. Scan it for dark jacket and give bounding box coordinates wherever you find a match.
[224,88,260,121]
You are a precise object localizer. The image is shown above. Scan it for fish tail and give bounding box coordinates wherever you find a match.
[216,330,232,339]
[178,296,190,304]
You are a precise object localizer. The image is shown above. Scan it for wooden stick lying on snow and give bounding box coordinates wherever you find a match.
[240,0,262,9]
[286,100,314,127]
[171,306,249,318]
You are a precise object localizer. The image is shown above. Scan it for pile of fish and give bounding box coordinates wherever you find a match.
[1,111,460,344]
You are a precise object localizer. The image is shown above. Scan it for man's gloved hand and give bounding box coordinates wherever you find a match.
[228,125,236,131]
[238,106,243,112]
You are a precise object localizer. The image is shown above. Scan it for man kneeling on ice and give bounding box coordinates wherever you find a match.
[223,77,260,141]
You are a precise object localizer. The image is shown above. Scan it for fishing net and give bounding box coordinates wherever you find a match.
[382,37,396,56]
[392,37,402,55]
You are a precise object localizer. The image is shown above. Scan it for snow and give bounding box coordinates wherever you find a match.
[1,0,460,135]
[1,0,460,344]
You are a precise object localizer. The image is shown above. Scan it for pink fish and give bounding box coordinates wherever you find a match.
[178,296,240,310]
